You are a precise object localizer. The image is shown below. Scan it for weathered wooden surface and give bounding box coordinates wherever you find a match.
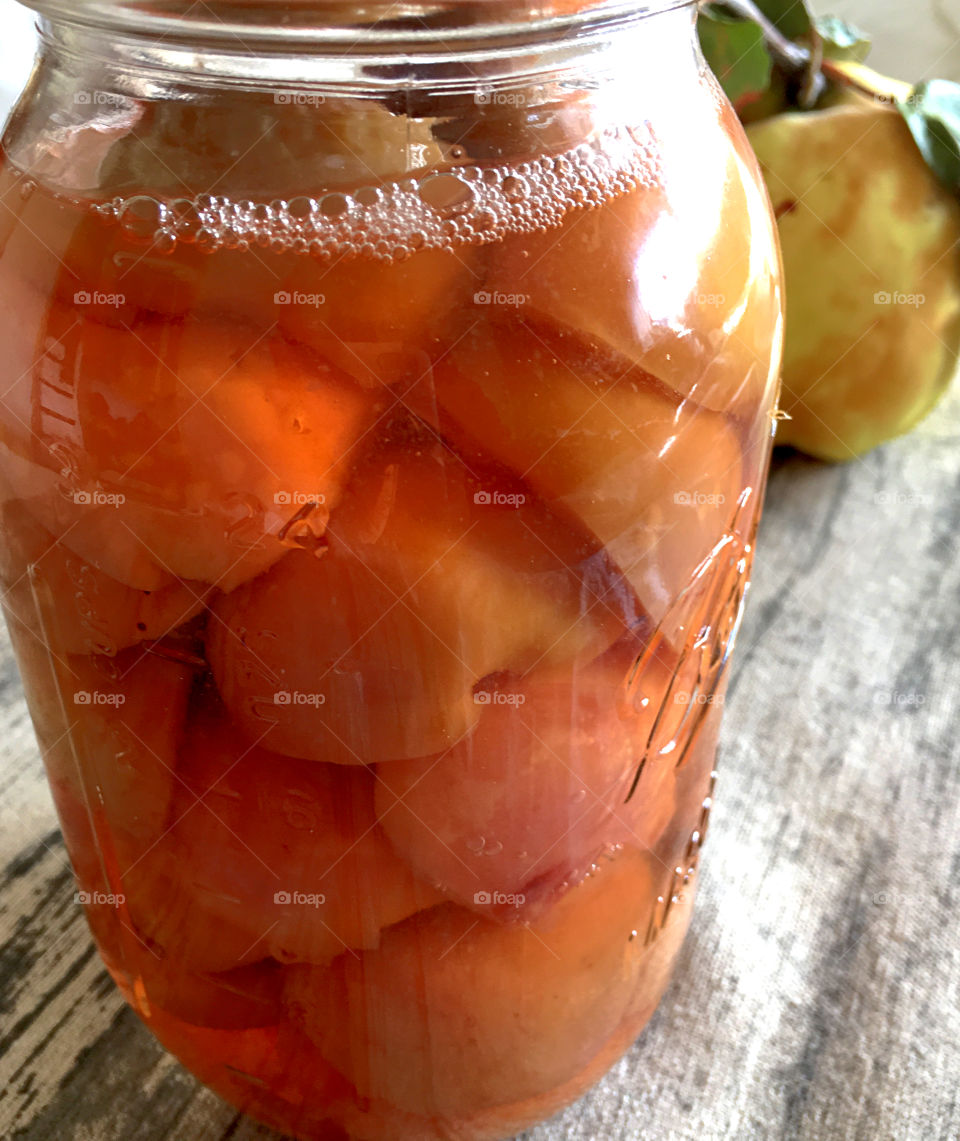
[2,377,959,1140]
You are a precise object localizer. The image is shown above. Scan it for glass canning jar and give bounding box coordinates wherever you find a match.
[0,2,782,1138]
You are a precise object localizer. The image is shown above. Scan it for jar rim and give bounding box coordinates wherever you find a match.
[19,0,696,50]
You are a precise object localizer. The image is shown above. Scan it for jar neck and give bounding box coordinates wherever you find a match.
[28,1,697,92]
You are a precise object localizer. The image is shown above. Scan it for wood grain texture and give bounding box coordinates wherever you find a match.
[2,385,960,1141]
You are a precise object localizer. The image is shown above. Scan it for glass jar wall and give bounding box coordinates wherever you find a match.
[0,3,782,1137]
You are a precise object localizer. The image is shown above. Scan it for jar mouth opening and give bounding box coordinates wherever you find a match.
[19,0,696,50]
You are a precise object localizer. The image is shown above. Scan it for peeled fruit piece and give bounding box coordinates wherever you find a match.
[375,641,677,921]
[13,202,298,332]
[424,81,597,165]
[285,847,655,1117]
[210,444,632,764]
[34,204,477,385]
[332,1014,657,1141]
[429,321,744,629]
[142,1015,353,1134]
[45,647,193,876]
[0,498,208,656]
[748,93,960,460]
[13,97,465,337]
[96,96,446,200]
[484,94,782,418]
[126,704,441,972]
[331,444,635,669]
[0,614,104,891]
[0,448,170,591]
[130,955,284,1031]
[277,245,480,385]
[0,506,118,895]
[127,319,380,588]
[209,544,481,764]
[126,849,273,975]
[0,309,381,590]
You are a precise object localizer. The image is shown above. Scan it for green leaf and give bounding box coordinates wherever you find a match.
[816,15,872,63]
[752,0,813,40]
[898,80,960,195]
[698,12,773,110]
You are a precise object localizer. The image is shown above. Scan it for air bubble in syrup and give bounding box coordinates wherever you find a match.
[501,175,529,200]
[86,124,656,262]
[319,193,353,219]
[152,228,177,255]
[419,172,475,217]
[120,195,167,242]
[354,185,382,208]
[195,227,219,252]
[288,196,318,222]
[171,198,203,242]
